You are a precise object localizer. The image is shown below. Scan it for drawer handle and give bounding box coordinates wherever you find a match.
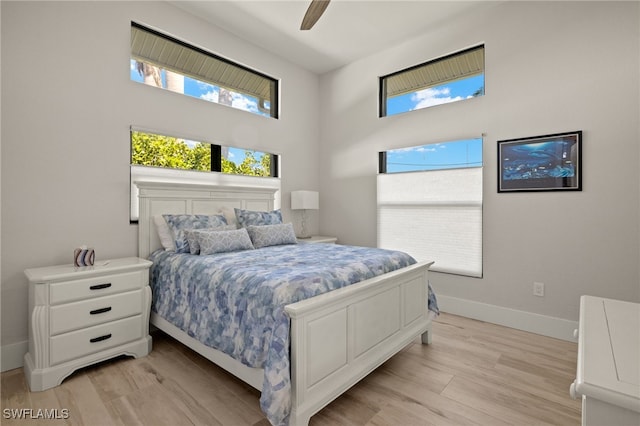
[89,283,112,290]
[90,334,112,343]
[89,307,112,315]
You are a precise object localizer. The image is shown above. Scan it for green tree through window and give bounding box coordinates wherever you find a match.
[131,131,274,177]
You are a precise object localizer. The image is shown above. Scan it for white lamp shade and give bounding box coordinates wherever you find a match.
[291,190,319,210]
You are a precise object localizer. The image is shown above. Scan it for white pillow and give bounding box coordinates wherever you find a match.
[154,215,175,251]
[217,206,238,228]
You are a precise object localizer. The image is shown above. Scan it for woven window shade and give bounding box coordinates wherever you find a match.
[384,45,484,99]
[131,23,276,103]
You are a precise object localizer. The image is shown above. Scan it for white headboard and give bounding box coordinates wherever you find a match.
[136,181,277,259]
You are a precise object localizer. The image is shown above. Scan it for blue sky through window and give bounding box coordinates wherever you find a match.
[386,74,484,117]
[130,60,269,117]
[386,138,483,173]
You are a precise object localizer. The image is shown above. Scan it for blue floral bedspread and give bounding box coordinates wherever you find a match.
[149,243,438,425]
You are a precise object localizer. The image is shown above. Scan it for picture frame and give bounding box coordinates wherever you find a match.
[497,131,582,193]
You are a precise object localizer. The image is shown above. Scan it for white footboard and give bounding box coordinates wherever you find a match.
[285,261,434,426]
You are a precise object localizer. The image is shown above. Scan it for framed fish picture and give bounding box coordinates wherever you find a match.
[497,131,582,192]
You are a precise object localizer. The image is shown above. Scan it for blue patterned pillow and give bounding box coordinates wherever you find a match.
[185,225,237,254]
[247,223,298,249]
[197,228,255,255]
[235,208,282,227]
[163,214,228,253]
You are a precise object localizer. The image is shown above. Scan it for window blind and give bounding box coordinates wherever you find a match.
[383,45,485,99]
[377,167,483,277]
[131,22,278,117]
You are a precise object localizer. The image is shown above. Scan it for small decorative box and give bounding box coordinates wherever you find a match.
[73,247,95,267]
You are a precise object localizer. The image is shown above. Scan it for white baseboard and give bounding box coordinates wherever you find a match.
[437,295,578,342]
[1,340,27,372]
[1,298,576,373]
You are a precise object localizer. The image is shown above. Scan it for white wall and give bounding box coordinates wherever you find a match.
[319,1,640,336]
[1,1,320,370]
[2,0,638,371]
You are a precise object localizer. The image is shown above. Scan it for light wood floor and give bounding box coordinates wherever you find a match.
[1,313,581,425]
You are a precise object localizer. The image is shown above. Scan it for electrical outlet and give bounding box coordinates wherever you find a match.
[533,282,545,297]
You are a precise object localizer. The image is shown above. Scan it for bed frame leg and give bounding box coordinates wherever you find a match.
[421,326,432,345]
[288,412,310,426]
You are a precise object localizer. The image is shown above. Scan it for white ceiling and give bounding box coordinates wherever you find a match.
[169,0,498,75]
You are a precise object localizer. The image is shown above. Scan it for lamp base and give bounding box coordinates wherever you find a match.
[298,209,312,240]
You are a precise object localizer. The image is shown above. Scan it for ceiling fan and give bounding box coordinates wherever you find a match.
[300,0,331,30]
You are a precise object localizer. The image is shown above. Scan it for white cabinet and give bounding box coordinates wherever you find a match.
[23,257,153,391]
[572,295,640,425]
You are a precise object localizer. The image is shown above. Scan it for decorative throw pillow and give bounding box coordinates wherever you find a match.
[162,214,228,253]
[185,225,237,254]
[246,223,298,249]
[197,228,255,255]
[235,208,282,227]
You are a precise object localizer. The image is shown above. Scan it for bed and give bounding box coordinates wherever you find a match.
[136,181,436,425]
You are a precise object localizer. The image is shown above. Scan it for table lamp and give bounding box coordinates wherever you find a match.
[291,190,319,238]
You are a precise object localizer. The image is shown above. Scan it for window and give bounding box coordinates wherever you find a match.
[131,130,278,177]
[130,22,279,118]
[379,45,484,117]
[130,129,280,221]
[377,138,483,277]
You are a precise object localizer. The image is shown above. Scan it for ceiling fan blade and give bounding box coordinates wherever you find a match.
[300,0,331,30]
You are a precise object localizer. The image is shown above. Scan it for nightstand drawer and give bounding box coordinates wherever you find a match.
[50,315,143,365]
[50,290,143,335]
[50,271,145,304]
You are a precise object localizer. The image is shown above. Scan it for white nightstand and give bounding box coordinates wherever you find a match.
[297,236,338,244]
[23,257,153,391]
